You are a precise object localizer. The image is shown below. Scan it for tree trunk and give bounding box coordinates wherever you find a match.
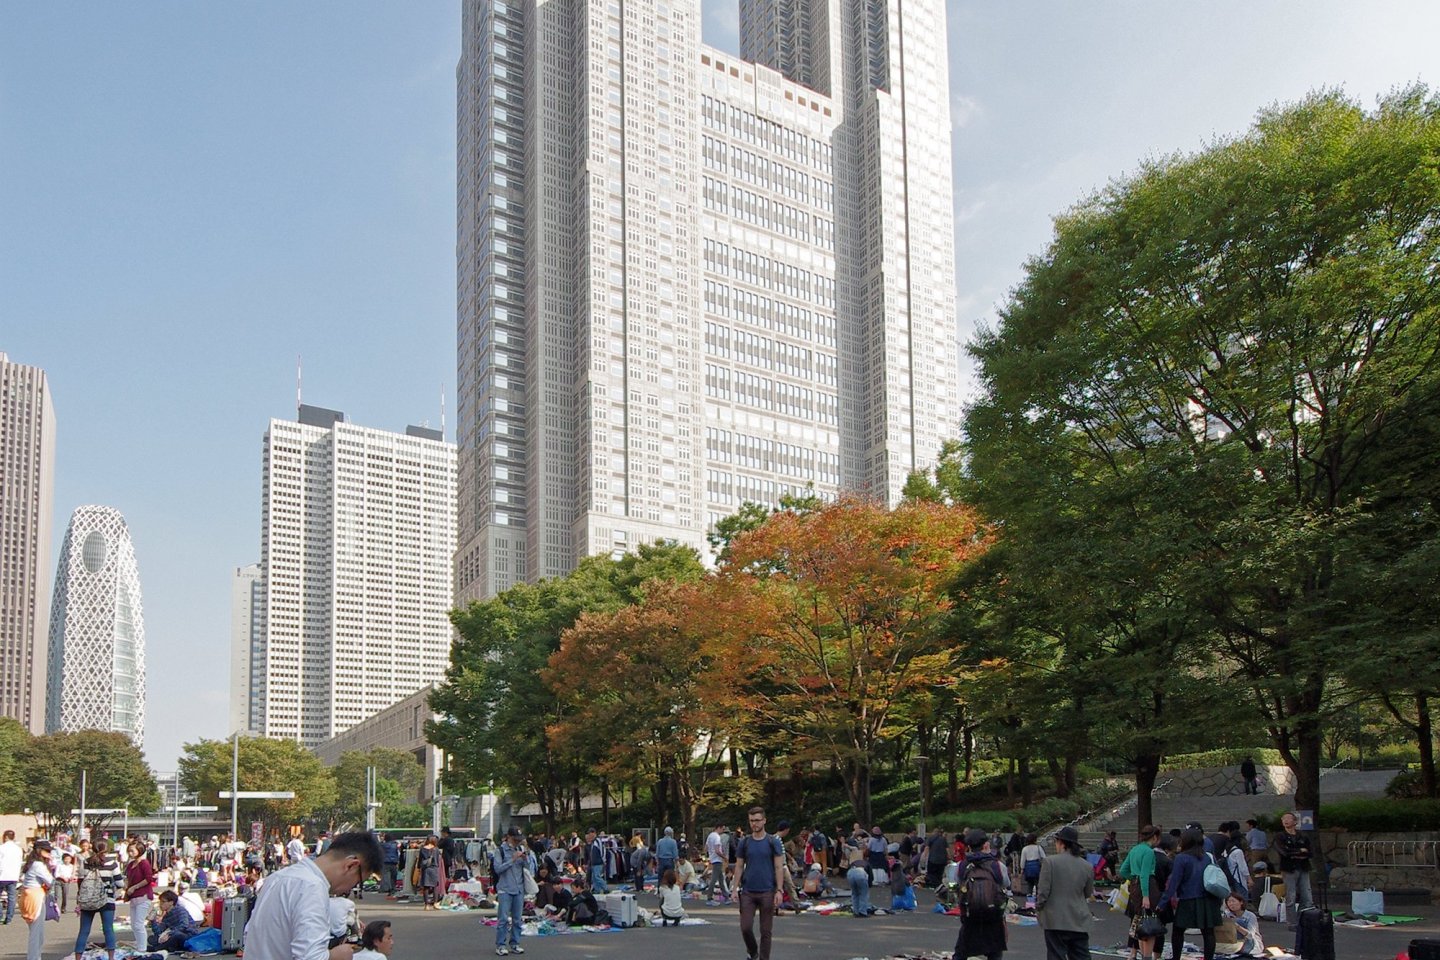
[944,718,959,803]
[654,771,669,826]
[1134,752,1161,830]
[1047,756,1066,797]
[1418,694,1437,798]
[847,759,873,825]
[729,747,740,778]
[1065,754,1079,795]
[1006,757,1015,805]
[963,727,975,784]
[1019,757,1034,807]
[600,778,610,830]
[1292,723,1323,817]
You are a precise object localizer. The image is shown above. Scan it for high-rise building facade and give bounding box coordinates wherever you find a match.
[0,352,56,734]
[455,0,958,601]
[45,505,146,746]
[229,563,261,735]
[254,406,457,746]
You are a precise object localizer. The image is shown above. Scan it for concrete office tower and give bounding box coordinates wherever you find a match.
[455,0,958,600]
[255,405,457,746]
[0,352,56,734]
[229,563,261,735]
[45,505,146,746]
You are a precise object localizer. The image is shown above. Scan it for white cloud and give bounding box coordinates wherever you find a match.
[950,93,982,128]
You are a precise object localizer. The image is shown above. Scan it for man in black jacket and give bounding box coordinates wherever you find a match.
[1275,813,1313,923]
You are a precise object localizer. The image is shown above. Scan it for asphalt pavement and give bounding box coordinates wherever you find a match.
[1,887,1434,960]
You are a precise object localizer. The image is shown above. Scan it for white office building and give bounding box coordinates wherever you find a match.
[45,505,146,746]
[254,405,457,746]
[0,352,56,734]
[229,563,261,735]
[455,0,958,601]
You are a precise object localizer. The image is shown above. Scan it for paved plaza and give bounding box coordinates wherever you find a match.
[2,888,1435,960]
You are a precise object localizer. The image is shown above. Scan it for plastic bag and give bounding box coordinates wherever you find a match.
[1350,888,1383,915]
[1109,884,1130,912]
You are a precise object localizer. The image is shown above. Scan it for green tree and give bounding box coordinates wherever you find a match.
[963,86,1440,815]
[17,731,161,831]
[429,542,705,832]
[374,778,429,829]
[324,748,427,829]
[0,718,31,814]
[179,736,337,836]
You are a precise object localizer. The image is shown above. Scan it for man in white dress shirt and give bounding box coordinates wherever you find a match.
[245,832,382,960]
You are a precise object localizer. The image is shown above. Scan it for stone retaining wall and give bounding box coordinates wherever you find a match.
[1158,764,1295,796]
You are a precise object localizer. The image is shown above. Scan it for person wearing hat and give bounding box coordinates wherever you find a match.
[866,826,887,885]
[954,828,1009,960]
[19,839,53,960]
[1035,827,1094,960]
[491,827,536,957]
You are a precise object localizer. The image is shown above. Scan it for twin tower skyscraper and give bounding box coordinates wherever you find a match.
[454,0,961,601]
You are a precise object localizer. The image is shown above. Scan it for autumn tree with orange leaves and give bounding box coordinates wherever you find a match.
[717,497,990,823]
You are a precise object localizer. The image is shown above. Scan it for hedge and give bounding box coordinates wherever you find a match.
[1160,749,1285,771]
[1316,799,1440,832]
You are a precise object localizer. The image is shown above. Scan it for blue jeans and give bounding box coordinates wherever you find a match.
[847,867,872,916]
[76,905,117,952]
[589,864,608,894]
[0,880,14,923]
[495,891,524,947]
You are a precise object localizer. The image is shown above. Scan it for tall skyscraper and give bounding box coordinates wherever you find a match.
[0,352,56,734]
[45,505,146,747]
[254,405,457,746]
[229,563,261,735]
[454,0,958,601]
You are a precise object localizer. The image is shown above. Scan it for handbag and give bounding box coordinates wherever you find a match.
[523,869,539,897]
[44,897,60,922]
[1136,912,1166,940]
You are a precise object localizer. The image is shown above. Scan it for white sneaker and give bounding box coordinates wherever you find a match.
[512,946,525,954]
[496,948,509,956]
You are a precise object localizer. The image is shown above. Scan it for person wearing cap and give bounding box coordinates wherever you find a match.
[866,826,887,885]
[1036,827,1094,960]
[491,827,536,957]
[954,828,1009,960]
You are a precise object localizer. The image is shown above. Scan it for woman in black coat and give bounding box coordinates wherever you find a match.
[953,830,1009,960]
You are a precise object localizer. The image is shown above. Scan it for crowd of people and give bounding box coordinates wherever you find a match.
[0,805,1321,960]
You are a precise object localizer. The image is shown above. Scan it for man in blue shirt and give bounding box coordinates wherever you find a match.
[655,827,679,879]
[585,828,608,894]
[731,806,784,960]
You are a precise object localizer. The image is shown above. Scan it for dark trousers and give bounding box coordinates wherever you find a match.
[1043,929,1090,960]
[738,890,776,960]
[0,880,14,923]
[1173,923,1215,960]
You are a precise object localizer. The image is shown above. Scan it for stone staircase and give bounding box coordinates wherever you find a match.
[1074,766,1397,848]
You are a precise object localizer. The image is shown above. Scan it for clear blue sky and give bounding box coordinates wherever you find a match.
[2,2,1435,773]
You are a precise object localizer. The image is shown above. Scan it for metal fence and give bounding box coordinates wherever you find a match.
[1346,840,1439,871]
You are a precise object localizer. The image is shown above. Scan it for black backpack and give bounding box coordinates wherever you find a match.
[961,860,1006,920]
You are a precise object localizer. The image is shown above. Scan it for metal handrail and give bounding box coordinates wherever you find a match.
[1346,840,1438,871]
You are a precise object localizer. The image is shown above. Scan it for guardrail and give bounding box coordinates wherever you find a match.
[1347,840,1439,871]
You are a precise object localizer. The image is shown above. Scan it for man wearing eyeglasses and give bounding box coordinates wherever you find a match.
[245,832,383,960]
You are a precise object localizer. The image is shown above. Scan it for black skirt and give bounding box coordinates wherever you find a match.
[1173,894,1223,931]
[955,915,1007,959]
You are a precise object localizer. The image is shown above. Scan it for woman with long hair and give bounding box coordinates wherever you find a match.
[124,838,156,952]
[18,839,54,960]
[73,838,123,960]
[1160,827,1221,960]
[417,836,443,910]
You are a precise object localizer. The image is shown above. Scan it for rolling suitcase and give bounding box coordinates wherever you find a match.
[221,897,249,952]
[604,892,638,927]
[1295,877,1334,960]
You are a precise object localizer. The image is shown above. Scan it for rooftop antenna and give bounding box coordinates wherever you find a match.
[296,355,303,416]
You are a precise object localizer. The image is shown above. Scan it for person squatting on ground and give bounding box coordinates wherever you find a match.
[732,806,785,960]
[1036,827,1095,960]
[73,839,123,960]
[149,890,200,950]
[658,869,686,926]
[492,826,536,957]
[953,828,1010,960]
[244,831,383,960]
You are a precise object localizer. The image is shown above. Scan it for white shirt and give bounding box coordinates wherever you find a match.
[245,856,332,960]
[706,831,725,864]
[0,840,23,882]
[286,838,306,863]
[658,883,684,917]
